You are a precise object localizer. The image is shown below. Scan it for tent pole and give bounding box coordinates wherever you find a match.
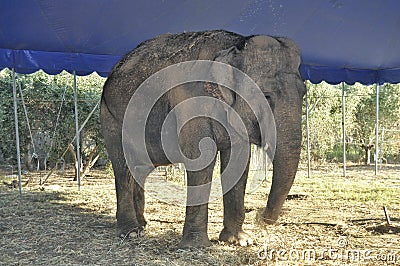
[374,83,380,175]
[341,82,346,177]
[73,71,81,190]
[12,68,22,194]
[305,81,311,178]
[380,127,385,169]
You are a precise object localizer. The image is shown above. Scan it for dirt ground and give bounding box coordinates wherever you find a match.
[0,164,399,265]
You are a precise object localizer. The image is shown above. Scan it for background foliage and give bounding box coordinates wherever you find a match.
[0,69,105,170]
[0,70,399,170]
[302,82,400,164]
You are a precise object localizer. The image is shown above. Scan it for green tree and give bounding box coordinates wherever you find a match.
[0,69,106,171]
[353,83,400,164]
[302,82,400,165]
[302,82,344,162]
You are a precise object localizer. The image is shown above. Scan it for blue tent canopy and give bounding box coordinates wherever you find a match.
[1,0,399,84]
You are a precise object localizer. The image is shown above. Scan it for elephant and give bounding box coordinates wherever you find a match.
[101,30,305,248]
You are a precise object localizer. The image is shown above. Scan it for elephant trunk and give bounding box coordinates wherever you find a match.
[263,87,303,224]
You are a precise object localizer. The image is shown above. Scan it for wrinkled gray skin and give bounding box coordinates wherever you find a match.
[101,30,305,248]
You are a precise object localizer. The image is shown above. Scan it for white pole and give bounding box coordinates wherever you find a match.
[375,84,380,175]
[12,68,22,194]
[73,71,81,190]
[341,82,346,177]
[305,82,311,178]
[380,127,385,169]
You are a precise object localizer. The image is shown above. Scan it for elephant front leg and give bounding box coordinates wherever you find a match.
[219,148,253,246]
[178,160,216,248]
[180,204,211,248]
[134,180,146,228]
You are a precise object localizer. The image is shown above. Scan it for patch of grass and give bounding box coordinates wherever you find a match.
[290,165,400,206]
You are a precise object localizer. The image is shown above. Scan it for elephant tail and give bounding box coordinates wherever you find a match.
[100,91,122,125]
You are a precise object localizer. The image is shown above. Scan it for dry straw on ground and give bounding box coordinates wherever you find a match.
[1,164,399,265]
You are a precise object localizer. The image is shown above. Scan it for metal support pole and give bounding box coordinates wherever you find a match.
[380,127,385,169]
[12,69,22,194]
[341,82,346,177]
[73,71,81,190]
[375,84,380,175]
[305,82,311,178]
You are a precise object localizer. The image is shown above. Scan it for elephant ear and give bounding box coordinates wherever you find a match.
[212,46,251,142]
[214,46,243,69]
[213,42,276,151]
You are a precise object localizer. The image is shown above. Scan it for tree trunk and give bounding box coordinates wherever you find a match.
[365,148,371,165]
[68,144,99,181]
[81,144,100,178]
[361,144,373,165]
[24,141,32,171]
[68,144,79,181]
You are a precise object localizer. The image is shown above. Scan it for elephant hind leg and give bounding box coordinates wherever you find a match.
[102,100,149,237]
[106,147,149,237]
[113,164,143,237]
[116,164,152,238]
[132,165,153,228]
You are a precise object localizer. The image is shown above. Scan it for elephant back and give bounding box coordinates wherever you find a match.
[102,31,245,120]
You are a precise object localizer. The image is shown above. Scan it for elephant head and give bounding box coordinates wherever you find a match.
[214,35,306,223]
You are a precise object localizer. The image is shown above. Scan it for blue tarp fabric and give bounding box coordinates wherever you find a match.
[1,0,399,84]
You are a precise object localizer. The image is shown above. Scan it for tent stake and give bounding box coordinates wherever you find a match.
[73,71,81,190]
[12,68,22,194]
[383,206,391,225]
[341,82,346,177]
[374,84,380,176]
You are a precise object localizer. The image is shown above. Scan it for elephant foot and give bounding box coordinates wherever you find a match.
[178,232,212,249]
[119,226,145,239]
[219,228,253,246]
[137,217,147,228]
[118,221,145,239]
[262,208,278,225]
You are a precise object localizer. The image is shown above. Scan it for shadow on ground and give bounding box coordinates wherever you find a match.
[0,188,257,265]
